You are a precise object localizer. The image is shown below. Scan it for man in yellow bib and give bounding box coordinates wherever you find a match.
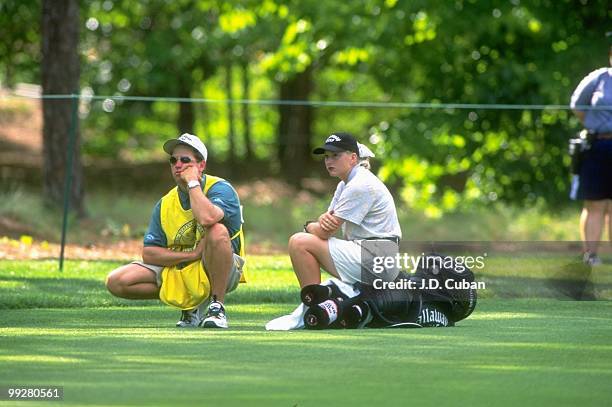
[106,133,245,328]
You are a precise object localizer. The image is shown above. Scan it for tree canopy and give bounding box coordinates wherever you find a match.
[2,0,610,214]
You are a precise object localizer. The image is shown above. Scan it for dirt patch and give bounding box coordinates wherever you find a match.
[0,93,42,156]
[0,237,285,261]
[0,237,141,261]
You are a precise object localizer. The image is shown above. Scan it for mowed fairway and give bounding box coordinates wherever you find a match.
[1,259,611,406]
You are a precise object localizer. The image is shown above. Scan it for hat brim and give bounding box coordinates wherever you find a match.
[163,139,195,155]
[312,145,347,154]
[163,139,180,155]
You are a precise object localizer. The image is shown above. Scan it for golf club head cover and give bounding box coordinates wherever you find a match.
[301,282,348,307]
[301,284,332,307]
[303,298,341,329]
[338,300,372,329]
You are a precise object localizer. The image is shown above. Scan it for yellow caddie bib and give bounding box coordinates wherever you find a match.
[158,175,246,310]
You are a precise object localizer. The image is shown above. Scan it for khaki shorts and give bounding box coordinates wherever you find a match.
[133,253,245,293]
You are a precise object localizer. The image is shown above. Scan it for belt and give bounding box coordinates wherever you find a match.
[595,133,612,140]
[363,236,400,244]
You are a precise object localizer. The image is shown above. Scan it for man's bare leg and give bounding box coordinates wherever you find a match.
[203,223,233,302]
[106,264,159,299]
[288,232,339,288]
[581,200,608,256]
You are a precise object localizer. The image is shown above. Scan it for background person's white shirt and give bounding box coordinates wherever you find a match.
[328,166,402,241]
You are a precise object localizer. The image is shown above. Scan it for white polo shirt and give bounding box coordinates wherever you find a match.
[328,165,402,240]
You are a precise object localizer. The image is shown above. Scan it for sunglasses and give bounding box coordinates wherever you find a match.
[169,156,193,165]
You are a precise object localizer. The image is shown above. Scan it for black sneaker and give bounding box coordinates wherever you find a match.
[200,296,228,329]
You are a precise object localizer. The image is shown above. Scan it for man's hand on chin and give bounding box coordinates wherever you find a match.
[178,165,201,184]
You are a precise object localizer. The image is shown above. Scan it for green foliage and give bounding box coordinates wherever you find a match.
[0,0,40,87]
[363,0,610,212]
[2,0,611,211]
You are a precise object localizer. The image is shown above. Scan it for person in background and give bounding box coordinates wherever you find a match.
[569,36,612,266]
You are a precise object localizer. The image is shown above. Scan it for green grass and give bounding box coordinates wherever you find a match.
[1,253,611,310]
[0,257,301,309]
[1,302,611,406]
[1,258,611,406]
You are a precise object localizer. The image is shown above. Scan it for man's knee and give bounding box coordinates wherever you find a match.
[105,269,124,296]
[288,232,312,253]
[206,223,231,248]
[288,233,327,259]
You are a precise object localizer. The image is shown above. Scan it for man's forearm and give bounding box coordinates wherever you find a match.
[142,246,200,267]
[305,222,335,240]
[188,187,224,226]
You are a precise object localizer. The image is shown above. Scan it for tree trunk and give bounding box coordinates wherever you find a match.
[277,67,314,182]
[225,62,237,168]
[241,62,254,160]
[41,0,84,216]
[177,79,194,135]
[4,56,13,89]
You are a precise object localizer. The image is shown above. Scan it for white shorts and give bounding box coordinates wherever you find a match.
[328,238,400,284]
[328,238,363,284]
[133,253,245,292]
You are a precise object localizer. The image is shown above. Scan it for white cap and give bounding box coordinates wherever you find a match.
[357,143,375,158]
[163,133,208,161]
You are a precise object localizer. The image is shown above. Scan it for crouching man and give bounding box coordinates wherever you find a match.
[106,133,245,329]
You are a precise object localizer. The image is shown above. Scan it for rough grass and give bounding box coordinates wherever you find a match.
[0,257,300,309]
[1,254,611,310]
[0,186,586,246]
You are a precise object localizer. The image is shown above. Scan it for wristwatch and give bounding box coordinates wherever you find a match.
[187,180,201,190]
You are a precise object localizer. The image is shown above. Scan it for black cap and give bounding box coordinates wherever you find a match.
[313,132,359,155]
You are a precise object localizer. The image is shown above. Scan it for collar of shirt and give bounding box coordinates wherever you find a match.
[346,165,360,184]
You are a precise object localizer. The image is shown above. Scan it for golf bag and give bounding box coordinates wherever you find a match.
[410,252,478,323]
[302,253,477,329]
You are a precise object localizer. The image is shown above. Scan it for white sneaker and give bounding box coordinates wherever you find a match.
[583,252,602,267]
[176,307,201,328]
[200,296,228,329]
